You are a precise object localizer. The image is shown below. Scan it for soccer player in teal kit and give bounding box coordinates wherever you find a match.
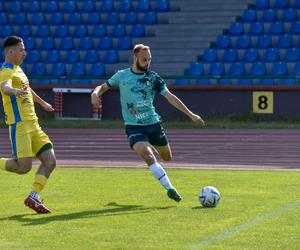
[91,44,204,202]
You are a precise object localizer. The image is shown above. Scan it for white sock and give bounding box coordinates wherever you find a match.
[149,162,174,190]
[30,191,40,200]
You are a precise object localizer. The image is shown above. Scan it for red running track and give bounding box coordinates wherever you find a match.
[0,128,299,169]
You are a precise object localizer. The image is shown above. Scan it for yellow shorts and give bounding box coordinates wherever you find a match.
[9,120,53,158]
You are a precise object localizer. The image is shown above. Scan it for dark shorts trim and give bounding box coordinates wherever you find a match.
[125,123,168,149]
[36,143,53,157]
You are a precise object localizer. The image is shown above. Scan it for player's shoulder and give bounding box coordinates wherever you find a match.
[0,63,14,79]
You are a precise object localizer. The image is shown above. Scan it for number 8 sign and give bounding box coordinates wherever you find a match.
[252,91,274,114]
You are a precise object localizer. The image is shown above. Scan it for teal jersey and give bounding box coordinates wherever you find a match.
[107,68,168,125]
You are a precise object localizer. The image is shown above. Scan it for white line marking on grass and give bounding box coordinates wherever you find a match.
[190,200,300,250]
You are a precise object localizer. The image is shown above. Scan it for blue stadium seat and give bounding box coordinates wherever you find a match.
[268,21,284,35]
[143,12,157,24]
[31,13,45,25]
[49,12,64,25]
[104,50,119,63]
[50,63,66,76]
[255,0,269,10]
[263,48,280,62]
[106,12,120,24]
[44,1,59,12]
[256,34,272,48]
[0,26,12,38]
[92,25,107,37]
[98,37,113,50]
[130,24,145,37]
[73,25,87,37]
[229,22,244,35]
[9,1,22,13]
[119,0,132,12]
[18,25,32,37]
[249,22,264,35]
[36,25,50,37]
[78,37,93,50]
[59,37,74,50]
[0,13,8,25]
[282,8,297,21]
[25,50,40,63]
[111,24,126,37]
[31,63,46,76]
[202,49,217,62]
[46,50,60,63]
[86,13,101,25]
[242,48,258,62]
[40,37,55,50]
[84,50,99,63]
[296,0,300,8]
[229,62,246,75]
[117,37,132,50]
[284,48,300,62]
[137,0,151,12]
[89,63,105,76]
[187,62,204,76]
[216,35,231,49]
[69,63,85,76]
[209,62,225,75]
[13,13,27,25]
[262,9,276,22]
[124,12,138,24]
[63,1,77,13]
[79,1,95,12]
[65,50,80,63]
[272,62,288,75]
[23,37,36,50]
[24,1,40,13]
[236,35,251,49]
[100,0,114,12]
[251,62,267,75]
[290,21,300,34]
[223,49,238,62]
[293,62,300,75]
[242,9,257,22]
[54,25,69,37]
[66,13,82,25]
[277,34,292,48]
[156,0,169,12]
[274,0,289,9]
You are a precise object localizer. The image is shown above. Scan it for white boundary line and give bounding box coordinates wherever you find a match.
[189,200,300,250]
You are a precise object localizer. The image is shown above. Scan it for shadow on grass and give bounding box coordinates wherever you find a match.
[1,202,174,226]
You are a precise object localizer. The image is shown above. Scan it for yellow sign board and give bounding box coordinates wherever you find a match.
[252,91,274,114]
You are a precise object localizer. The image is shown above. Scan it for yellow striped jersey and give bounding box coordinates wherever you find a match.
[0,63,37,125]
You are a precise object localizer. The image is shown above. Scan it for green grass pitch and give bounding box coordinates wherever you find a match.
[0,167,299,250]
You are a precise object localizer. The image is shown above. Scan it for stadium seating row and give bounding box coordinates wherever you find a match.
[187,61,300,76]
[202,48,300,63]
[0,0,170,13]
[255,0,300,10]
[0,12,159,25]
[242,8,300,22]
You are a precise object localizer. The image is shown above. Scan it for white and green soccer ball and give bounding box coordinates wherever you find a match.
[199,186,220,207]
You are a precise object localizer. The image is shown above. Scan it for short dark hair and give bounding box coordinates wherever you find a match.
[133,44,150,55]
[4,36,23,48]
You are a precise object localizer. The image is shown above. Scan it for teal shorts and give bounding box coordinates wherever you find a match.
[125,123,168,149]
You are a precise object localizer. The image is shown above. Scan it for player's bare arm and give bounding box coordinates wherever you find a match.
[91,83,110,107]
[1,80,27,97]
[31,88,55,112]
[164,90,205,126]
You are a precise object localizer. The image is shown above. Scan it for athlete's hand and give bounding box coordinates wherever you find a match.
[91,92,102,108]
[42,102,55,112]
[14,87,27,97]
[190,113,205,126]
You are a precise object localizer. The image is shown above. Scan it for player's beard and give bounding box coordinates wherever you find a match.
[136,61,149,72]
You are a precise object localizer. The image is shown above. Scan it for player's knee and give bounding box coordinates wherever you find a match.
[142,150,156,165]
[44,157,56,171]
[161,153,172,161]
[17,164,32,174]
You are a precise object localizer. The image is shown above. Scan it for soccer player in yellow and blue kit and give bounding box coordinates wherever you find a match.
[0,36,56,213]
[91,44,205,202]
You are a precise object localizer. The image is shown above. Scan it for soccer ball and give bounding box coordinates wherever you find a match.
[199,186,220,207]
